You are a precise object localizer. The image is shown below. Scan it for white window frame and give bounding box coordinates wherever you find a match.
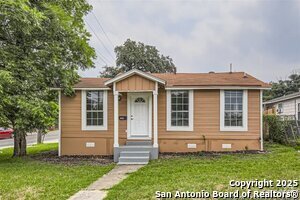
[220,90,248,132]
[167,90,194,131]
[81,90,108,131]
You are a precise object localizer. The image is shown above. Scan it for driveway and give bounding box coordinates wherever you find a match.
[0,130,59,149]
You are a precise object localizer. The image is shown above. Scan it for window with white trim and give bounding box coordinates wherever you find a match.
[224,90,243,127]
[82,90,107,130]
[220,90,248,131]
[167,90,193,131]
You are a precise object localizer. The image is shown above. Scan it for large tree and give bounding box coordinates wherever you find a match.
[100,39,176,78]
[0,0,95,156]
[264,73,300,101]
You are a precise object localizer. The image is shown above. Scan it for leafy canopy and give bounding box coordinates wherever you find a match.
[264,73,300,101]
[0,0,95,156]
[100,39,176,78]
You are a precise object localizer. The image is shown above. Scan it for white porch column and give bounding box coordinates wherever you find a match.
[58,90,61,156]
[114,83,119,148]
[153,82,158,148]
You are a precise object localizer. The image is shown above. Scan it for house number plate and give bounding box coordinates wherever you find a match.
[119,116,127,120]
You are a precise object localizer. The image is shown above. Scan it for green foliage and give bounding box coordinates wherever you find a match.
[264,73,300,101]
[263,115,299,145]
[100,39,176,78]
[0,0,95,156]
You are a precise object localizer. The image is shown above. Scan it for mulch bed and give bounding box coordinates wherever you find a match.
[30,150,114,166]
[159,150,267,159]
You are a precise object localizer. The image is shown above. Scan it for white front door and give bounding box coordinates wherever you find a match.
[128,93,152,139]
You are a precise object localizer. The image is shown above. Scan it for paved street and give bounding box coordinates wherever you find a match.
[0,130,59,149]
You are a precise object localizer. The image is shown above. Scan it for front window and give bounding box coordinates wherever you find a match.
[167,90,193,131]
[86,91,104,126]
[224,90,243,127]
[171,91,189,126]
[220,90,248,131]
[82,90,107,130]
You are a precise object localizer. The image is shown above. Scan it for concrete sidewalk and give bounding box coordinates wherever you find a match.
[69,165,144,200]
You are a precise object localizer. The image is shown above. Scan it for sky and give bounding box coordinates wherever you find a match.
[79,0,300,83]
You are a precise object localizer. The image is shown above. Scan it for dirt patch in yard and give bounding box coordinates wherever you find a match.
[159,150,267,159]
[30,150,113,166]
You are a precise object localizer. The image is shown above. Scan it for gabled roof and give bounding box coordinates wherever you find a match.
[104,69,166,86]
[263,92,300,105]
[73,70,270,89]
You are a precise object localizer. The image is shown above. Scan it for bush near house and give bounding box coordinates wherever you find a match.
[263,115,300,146]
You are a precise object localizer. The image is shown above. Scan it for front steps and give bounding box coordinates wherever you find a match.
[115,141,158,164]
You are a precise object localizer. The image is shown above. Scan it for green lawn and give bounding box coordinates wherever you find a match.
[0,143,114,200]
[106,143,300,200]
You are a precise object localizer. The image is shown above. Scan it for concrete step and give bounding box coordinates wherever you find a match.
[120,151,150,157]
[118,145,154,152]
[118,156,149,164]
[118,162,148,165]
[126,141,152,146]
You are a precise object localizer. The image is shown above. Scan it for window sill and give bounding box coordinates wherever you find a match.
[167,126,193,132]
[220,126,248,132]
[82,126,107,131]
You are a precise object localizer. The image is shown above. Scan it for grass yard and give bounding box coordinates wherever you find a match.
[0,143,114,200]
[106,143,300,200]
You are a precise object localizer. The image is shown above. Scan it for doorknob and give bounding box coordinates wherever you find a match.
[131,115,134,120]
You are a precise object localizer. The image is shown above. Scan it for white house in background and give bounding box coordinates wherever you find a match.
[263,91,300,119]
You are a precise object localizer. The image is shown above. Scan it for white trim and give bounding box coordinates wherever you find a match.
[114,89,119,147]
[260,90,263,151]
[81,90,108,131]
[104,69,166,85]
[58,91,61,156]
[220,90,248,132]
[153,82,158,148]
[50,88,110,91]
[166,86,270,90]
[166,90,194,131]
[127,93,152,139]
[74,88,110,90]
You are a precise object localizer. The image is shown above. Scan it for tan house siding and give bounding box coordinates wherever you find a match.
[60,88,261,155]
[116,74,155,92]
[157,89,261,152]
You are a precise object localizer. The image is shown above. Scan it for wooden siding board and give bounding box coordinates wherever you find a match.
[61,88,261,155]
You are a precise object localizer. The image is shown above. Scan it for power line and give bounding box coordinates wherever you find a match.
[85,20,116,63]
[91,11,115,49]
[94,49,109,66]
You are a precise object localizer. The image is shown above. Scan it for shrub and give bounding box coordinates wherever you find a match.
[263,115,292,145]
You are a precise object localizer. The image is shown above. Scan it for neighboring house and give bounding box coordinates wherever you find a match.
[263,92,300,119]
[56,69,270,164]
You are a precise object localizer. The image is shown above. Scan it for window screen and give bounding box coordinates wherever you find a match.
[171,90,189,127]
[224,90,243,127]
[86,91,104,126]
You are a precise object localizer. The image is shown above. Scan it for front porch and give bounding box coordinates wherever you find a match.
[104,69,165,163]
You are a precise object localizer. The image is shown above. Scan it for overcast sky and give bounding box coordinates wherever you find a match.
[79,0,300,83]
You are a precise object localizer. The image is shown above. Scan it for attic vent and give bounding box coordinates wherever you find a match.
[209,71,215,74]
[243,72,248,78]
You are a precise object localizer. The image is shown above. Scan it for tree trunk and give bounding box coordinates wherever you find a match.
[37,130,42,144]
[13,130,27,157]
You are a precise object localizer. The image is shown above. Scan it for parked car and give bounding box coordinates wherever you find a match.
[0,128,13,139]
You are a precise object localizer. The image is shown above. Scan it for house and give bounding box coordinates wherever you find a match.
[57,69,270,164]
[263,91,300,119]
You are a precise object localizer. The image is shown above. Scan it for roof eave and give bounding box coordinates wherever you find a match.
[104,69,166,86]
